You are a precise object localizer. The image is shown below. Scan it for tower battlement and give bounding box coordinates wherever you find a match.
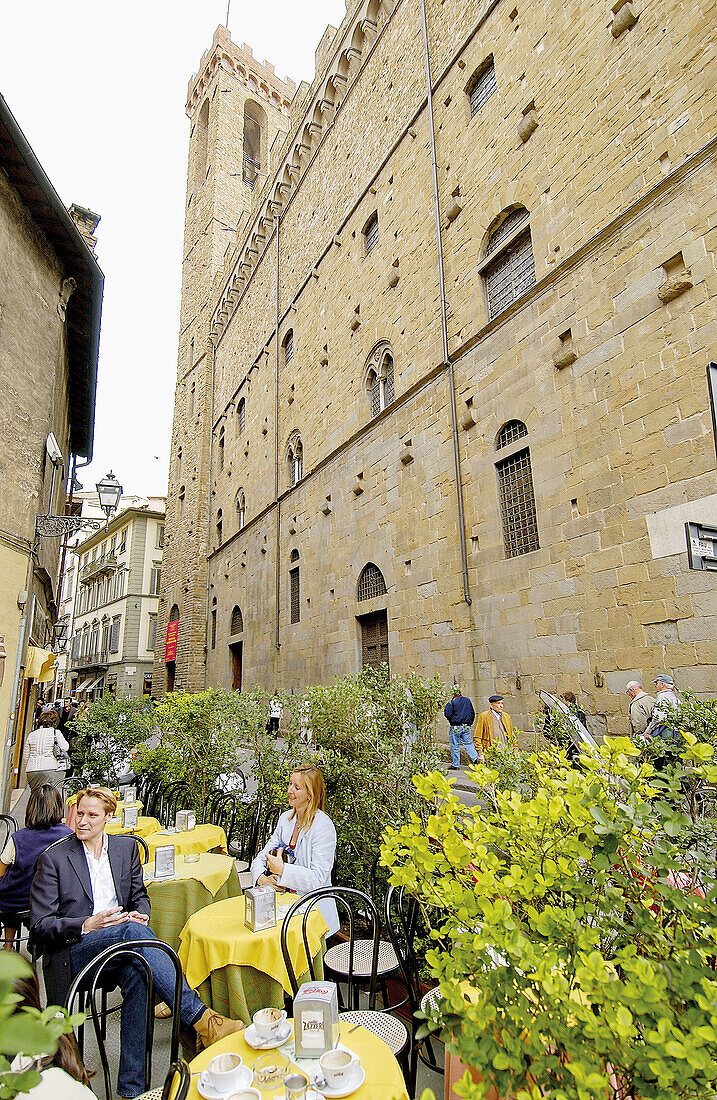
[186,25,295,117]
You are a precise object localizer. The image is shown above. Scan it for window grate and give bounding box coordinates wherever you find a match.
[384,355,394,404]
[238,398,245,434]
[290,567,300,623]
[496,447,540,558]
[469,59,497,116]
[364,213,379,254]
[496,419,528,450]
[360,610,389,671]
[242,153,260,189]
[485,232,535,318]
[284,330,294,364]
[358,562,387,601]
[486,208,530,255]
[369,372,381,417]
[231,606,243,635]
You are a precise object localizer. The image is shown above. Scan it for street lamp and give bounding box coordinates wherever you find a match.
[95,471,123,522]
[35,469,124,539]
[52,620,68,648]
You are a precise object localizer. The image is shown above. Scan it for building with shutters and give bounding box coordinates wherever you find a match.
[156,2,717,736]
[69,501,165,699]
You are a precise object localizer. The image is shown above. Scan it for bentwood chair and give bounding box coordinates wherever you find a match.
[280,887,410,1078]
[134,1059,190,1100]
[65,939,183,1100]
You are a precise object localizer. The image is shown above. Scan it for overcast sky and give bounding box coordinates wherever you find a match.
[1,0,345,498]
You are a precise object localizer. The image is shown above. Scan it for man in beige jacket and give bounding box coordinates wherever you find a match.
[473,695,516,759]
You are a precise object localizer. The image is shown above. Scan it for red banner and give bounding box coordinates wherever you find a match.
[165,620,178,662]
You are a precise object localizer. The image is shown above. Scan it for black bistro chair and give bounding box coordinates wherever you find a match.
[65,938,183,1100]
[134,1059,191,1100]
[280,887,410,1080]
[0,814,18,855]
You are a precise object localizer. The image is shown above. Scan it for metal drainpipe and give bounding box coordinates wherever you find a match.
[205,339,217,683]
[274,213,281,651]
[419,0,471,606]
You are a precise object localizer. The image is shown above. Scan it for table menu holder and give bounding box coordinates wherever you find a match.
[122,805,139,829]
[293,981,339,1058]
[124,785,137,805]
[244,885,276,931]
[175,809,196,832]
[154,845,176,880]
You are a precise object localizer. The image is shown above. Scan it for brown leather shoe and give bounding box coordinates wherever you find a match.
[194,1009,244,1048]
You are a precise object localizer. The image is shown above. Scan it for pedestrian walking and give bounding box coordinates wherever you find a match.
[22,708,69,793]
[474,695,516,757]
[266,696,282,737]
[443,687,478,770]
[625,681,656,737]
[645,673,680,744]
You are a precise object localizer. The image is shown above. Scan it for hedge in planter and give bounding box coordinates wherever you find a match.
[383,736,717,1100]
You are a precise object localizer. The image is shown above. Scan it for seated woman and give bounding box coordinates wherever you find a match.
[0,785,71,948]
[13,966,94,1099]
[250,764,339,935]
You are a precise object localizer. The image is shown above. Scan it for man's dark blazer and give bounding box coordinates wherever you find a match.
[30,832,150,1006]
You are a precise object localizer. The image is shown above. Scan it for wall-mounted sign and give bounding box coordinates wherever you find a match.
[686,521,717,571]
[165,620,179,662]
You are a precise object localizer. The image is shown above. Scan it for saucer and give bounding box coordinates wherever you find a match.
[244,1021,293,1049]
[197,1066,252,1099]
[318,1067,365,1097]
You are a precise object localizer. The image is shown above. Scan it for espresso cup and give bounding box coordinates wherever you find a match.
[319,1049,361,1088]
[225,1090,261,1100]
[205,1052,244,1092]
[252,1006,287,1038]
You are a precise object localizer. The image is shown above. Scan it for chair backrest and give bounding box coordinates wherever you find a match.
[226,798,263,862]
[61,777,85,799]
[0,814,17,854]
[385,884,424,1014]
[130,833,151,864]
[280,886,381,1009]
[156,781,189,828]
[65,938,183,1100]
[161,1060,190,1100]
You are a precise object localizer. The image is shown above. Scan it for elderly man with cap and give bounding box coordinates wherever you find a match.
[625,680,656,737]
[645,673,680,746]
[443,687,478,770]
[474,695,516,758]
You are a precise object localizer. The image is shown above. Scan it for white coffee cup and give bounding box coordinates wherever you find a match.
[252,1006,287,1038]
[319,1049,361,1088]
[225,1090,261,1100]
[204,1052,244,1093]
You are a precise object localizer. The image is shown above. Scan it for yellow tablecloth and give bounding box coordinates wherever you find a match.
[144,823,227,860]
[143,852,235,896]
[179,893,327,993]
[186,1021,409,1100]
[106,815,160,838]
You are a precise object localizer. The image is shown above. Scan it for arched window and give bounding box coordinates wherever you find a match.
[230,606,243,635]
[211,596,217,649]
[243,100,267,190]
[195,99,210,187]
[289,549,300,624]
[218,425,225,470]
[190,381,196,417]
[216,508,223,547]
[467,56,497,116]
[287,432,303,487]
[237,397,246,434]
[283,329,294,365]
[169,604,180,622]
[178,485,186,517]
[495,419,539,558]
[236,489,246,530]
[177,447,182,481]
[357,562,387,601]
[482,206,535,319]
[364,343,395,417]
[363,211,379,254]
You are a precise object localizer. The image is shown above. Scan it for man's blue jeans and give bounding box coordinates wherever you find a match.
[69,921,205,1098]
[449,724,478,767]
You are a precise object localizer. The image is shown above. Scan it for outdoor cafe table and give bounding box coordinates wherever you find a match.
[143,823,227,861]
[178,892,327,1023]
[142,853,241,953]
[106,814,161,838]
[186,1019,409,1100]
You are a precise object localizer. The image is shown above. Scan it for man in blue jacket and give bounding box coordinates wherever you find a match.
[444,687,478,770]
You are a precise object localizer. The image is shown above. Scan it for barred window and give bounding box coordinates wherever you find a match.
[237,397,246,434]
[169,604,180,622]
[484,228,535,319]
[284,329,294,365]
[231,605,243,635]
[290,566,300,624]
[216,509,223,547]
[365,344,395,417]
[178,486,185,517]
[236,489,246,530]
[468,57,497,116]
[218,425,225,470]
[358,562,387,602]
[496,447,540,558]
[496,420,528,450]
[360,610,389,672]
[364,212,379,254]
[211,597,217,649]
[486,208,530,255]
[287,433,303,486]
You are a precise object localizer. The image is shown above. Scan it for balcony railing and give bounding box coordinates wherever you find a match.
[71,646,110,671]
[79,553,118,585]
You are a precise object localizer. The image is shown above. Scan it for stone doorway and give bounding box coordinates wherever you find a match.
[229,641,242,691]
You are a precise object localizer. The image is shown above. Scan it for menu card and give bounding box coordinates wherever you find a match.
[123,805,139,829]
[244,885,276,931]
[175,809,196,832]
[154,845,176,879]
[124,785,137,804]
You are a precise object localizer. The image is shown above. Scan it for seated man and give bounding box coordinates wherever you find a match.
[30,786,241,1099]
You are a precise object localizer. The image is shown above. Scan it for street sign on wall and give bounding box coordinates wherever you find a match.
[686,521,717,571]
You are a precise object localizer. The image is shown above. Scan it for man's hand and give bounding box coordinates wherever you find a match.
[82,907,129,934]
[128,911,149,925]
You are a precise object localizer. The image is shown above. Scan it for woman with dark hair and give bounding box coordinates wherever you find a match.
[12,966,94,1098]
[23,709,69,793]
[0,785,71,947]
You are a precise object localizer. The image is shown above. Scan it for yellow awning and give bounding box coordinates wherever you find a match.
[26,646,57,682]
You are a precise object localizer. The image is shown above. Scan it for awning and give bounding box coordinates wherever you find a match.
[74,677,93,693]
[26,646,57,683]
[84,675,104,692]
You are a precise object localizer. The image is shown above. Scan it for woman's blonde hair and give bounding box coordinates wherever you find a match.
[76,787,118,816]
[289,765,325,831]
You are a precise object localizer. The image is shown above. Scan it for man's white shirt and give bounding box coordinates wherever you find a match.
[83,833,119,915]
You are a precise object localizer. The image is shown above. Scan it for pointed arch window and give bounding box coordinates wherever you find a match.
[230,605,244,635]
[176,447,182,481]
[178,485,186,517]
[364,343,395,417]
[236,489,246,530]
[289,549,300,624]
[482,206,535,319]
[243,100,267,190]
[218,425,225,470]
[216,508,223,547]
[189,381,196,417]
[357,562,387,602]
[363,211,379,254]
[237,397,246,434]
[495,419,539,558]
[211,596,217,649]
[283,329,294,366]
[467,57,497,116]
[287,432,303,487]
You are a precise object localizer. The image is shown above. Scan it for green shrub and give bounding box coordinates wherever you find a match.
[71,694,155,786]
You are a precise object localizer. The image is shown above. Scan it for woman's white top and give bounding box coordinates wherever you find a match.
[251,809,339,935]
[14,1065,95,1100]
[23,728,69,772]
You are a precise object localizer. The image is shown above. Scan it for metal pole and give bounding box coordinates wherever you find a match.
[274,214,281,652]
[419,0,471,606]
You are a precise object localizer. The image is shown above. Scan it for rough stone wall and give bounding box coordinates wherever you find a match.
[160,0,717,735]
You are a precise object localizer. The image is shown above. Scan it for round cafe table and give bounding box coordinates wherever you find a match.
[143,853,241,953]
[186,1020,409,1100]
[178,892,326,1024]
[106,815,160,838]
[143,823,227,861]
